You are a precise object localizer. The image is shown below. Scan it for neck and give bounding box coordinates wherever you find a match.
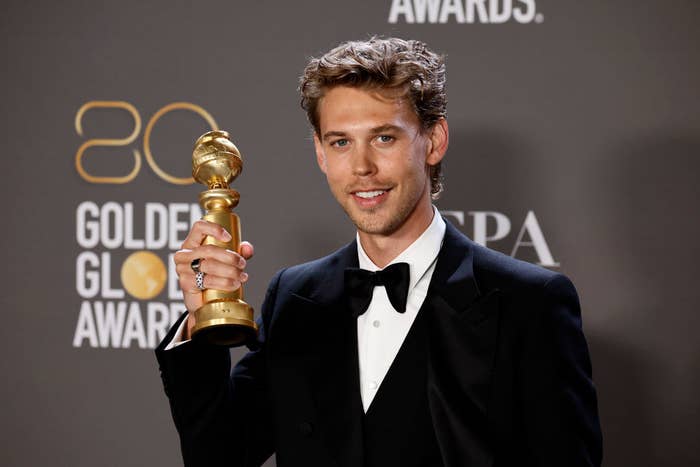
[358,197,435,268]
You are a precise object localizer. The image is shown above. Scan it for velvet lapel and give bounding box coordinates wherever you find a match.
[426,221,500,467]
[286,241,364,467]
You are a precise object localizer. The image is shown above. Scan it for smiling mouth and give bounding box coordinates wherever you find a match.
[353,189,387,199]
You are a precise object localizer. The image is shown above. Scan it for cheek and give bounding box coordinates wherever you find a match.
[323,163,346,190]
[399,152,427,178]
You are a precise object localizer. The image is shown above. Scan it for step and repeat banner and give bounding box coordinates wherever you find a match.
[1,1,698,466]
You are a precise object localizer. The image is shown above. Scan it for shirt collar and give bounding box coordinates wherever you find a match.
[356,206,446,292]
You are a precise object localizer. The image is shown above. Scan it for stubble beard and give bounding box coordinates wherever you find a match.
[347,205,406,236]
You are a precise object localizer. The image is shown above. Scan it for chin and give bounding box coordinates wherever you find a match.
[349,211,405,236]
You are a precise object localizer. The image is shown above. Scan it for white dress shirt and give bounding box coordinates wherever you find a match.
[356,208,446,412]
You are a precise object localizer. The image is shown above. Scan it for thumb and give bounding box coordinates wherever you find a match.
[239,241,255,260]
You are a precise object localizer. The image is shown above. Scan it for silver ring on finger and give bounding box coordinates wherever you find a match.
[191,258,203,273]
[195,271,206,290]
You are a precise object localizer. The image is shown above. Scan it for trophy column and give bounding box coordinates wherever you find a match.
[190,130,257,347]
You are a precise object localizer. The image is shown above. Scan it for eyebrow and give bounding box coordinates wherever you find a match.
[322,124,404,141]
[368,124,402,135]
[322,130,347,140]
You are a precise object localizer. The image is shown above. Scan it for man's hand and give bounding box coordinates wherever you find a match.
[173,220,254,339]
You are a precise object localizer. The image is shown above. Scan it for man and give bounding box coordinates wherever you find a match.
[156,37,603,467]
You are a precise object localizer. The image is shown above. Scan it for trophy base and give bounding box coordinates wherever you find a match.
[191,299,257,347]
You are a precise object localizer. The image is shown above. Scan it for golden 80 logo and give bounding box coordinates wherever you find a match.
[74,101,218,185]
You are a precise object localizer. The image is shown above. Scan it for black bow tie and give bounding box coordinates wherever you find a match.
[344,262,410,317]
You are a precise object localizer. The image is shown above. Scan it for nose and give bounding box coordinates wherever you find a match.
[351,143,376,177]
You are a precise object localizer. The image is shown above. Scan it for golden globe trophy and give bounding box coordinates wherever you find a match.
[190,130,257,347]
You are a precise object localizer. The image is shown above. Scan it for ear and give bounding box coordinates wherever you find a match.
[313,133,327,174]
[425,118,449,166]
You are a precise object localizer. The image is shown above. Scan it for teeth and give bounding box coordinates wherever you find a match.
[355,190,386,199]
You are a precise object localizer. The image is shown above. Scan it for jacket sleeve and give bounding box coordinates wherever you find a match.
[155,269,285,467]
[518,273,603,467]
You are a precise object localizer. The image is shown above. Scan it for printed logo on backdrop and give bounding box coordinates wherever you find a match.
[388,0,544,24]
[441,210,559,267]
[72,101,215,350]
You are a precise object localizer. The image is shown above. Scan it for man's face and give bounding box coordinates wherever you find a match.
[314,86,446,237]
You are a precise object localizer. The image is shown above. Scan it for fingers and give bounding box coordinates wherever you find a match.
[179,270,246,294]
[175,220,255,299]
[175,245,247,270]
[239,241,254,260]
[175,255,248,283]
[181,220,232,250]
[176,258,248,293]
[174,247,250,296]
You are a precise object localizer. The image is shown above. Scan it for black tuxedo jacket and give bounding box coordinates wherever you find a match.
[156,221,602,467]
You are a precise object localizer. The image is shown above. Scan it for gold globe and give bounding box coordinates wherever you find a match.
[121,251,167,300]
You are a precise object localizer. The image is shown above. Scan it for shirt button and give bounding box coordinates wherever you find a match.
[369,381,378,390]
[373,320,381,328]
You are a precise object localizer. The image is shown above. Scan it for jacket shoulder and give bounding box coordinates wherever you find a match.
[273,241,355,297]
[470,241,569,297]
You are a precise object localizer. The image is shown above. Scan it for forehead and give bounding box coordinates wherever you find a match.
[317,86,419,133]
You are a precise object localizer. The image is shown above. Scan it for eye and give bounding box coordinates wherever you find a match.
[377,135,395,144]
[331,138,349,148]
